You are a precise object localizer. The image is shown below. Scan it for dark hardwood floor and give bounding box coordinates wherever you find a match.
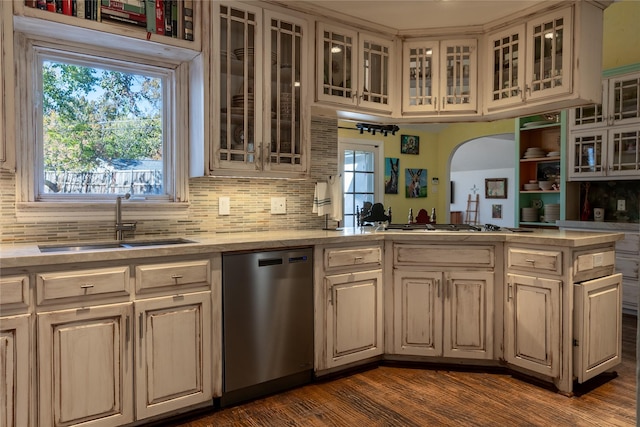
[172,315,637,426]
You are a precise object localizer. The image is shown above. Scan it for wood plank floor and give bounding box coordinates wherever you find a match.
[170,315,637,427]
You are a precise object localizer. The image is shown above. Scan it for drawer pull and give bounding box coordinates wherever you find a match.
[354,256,364,263]
[525,259,536,263]
[171,274,183,280]
[80,284,94,289]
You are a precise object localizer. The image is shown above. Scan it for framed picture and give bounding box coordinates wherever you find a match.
[492,204,503,219]
[384,157,399,194]
[405,168,427,198]
[400,135,419,155]
[485,178,507,199]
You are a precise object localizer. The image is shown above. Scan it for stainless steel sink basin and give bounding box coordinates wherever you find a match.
[39,238,195,253]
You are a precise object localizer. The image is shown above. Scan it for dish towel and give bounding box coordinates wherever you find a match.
[312,181,332,217]
[328,175,343,221]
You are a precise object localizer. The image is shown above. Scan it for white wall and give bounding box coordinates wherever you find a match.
[450,168,516,227]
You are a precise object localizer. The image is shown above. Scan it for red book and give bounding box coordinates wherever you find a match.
[62,0,72,15]
[155,0,165,35]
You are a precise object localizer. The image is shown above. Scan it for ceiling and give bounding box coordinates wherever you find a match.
[280,0,543,32]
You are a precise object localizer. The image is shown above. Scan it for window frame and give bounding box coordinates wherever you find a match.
[13,24,192,222]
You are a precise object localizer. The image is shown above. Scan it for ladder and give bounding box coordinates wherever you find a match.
[465,194,479,225]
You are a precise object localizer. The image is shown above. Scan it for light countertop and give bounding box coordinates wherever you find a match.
[0,227,624,270]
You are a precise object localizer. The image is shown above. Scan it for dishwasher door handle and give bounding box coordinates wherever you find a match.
[258,257,283,267]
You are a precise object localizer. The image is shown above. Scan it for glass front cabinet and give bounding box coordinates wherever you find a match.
[213,3,308,176]
[316,22,394,113]
[568,71,640,180]
[402,39,477,115]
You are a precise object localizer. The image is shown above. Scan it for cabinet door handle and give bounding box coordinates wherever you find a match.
[139,312,144,340]
[329,287,335,305]
[508,283,513,301]
[436,279,441,298]
[433,96,437,109]
[125,315,130,343]
[442,97,445,109]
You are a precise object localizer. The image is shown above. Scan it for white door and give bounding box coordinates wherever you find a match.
[506,274,561,378]
[573,273,622,383]
[38,303,134,427]
[135,292,212,420]
[393,270,443,356]
[325,270,383,368]
[340,139,384,227]
[444,271,494,359]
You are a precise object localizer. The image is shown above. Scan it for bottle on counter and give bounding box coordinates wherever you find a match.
[431,208,436,224]
[408,208,414,224]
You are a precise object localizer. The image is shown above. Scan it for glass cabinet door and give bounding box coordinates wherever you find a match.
[402,41,438,113]
[357,33,392,111]
[608,126,640,176]
[317,23,357,105]
[526,7,572,100]
[265,11,306,172]
[609,74,640,125]
[216,3,261,171]
[486,25,525,110]
[440,39,477,112]
[568,129,606,179]
[570,101,606,130]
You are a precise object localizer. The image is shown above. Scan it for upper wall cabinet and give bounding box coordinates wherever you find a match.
[402,39,477,116]
[209,2,309,177]
[316,22,394,113]
[484,2,604,118]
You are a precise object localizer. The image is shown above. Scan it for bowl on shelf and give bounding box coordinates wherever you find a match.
[523,183,540,191]
[538,180,553,190]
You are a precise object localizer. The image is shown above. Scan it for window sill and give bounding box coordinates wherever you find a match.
[15,201,190,223]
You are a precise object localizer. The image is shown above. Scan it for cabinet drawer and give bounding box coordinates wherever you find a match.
[508,247,562,275]
[324,246,382,270]
[0,275,29,309]
[573,249,616,282]
[394,244,494,268]
[37,267,130,305]
[136,259,211,292]
[616,234,640,254]
[617,256,639,280]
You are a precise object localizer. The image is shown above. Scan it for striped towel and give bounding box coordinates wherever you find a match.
[312,182,332,216]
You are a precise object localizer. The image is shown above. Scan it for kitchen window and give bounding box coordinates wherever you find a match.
[340,139,383,227]
[13,26,191,221]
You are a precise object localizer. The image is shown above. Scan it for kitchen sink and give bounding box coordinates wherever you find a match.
[39,238,195,253]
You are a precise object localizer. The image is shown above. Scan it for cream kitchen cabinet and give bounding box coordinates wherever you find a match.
[316,22,394,113]
[568,70,640,180]
[210,2,309,177]
[573,273,622,383]
[402,38,477,115]
[391,244,495,360]
[505,243,621,393]
[38,302,134,427]
[0,1,15,171]
[1,274,31,427]
[393,270,494,360]
[485,2,604,117]
[315,243,384,372]
[505,273,561,378]
[134,292,212,420]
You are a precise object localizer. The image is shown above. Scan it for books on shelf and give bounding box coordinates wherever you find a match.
[24,0,195,42]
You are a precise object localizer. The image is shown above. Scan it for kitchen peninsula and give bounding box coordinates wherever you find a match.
[0,228,624,426]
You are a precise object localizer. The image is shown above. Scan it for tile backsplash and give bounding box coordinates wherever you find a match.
[0,117,338,244]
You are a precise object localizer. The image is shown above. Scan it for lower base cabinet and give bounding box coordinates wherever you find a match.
[135,292,212,420]
[505,274,561,378]
[393,270,494,359]
[573,273,623,383]
[324,269,384,369]
[0,314,30,427]
[37,303,134,427]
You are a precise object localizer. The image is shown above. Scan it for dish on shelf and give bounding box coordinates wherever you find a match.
[547,151,561,157]
[523,183,540,190]
[522,120,555,128]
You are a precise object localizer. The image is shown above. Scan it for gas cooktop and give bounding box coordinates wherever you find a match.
[386,223,483,231]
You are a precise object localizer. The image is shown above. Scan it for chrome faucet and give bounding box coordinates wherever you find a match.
[115,193,137,241]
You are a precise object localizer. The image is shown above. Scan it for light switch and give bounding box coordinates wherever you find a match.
[271,197,286,214]
[617,199,626,211]
[219,197,230,215]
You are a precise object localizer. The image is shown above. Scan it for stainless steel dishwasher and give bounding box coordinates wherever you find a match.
[221,247,313,406]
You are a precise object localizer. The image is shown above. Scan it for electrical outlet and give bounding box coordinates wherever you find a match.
[271,197,286,214]
[219,197,230,215]
[617,199,626,211]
